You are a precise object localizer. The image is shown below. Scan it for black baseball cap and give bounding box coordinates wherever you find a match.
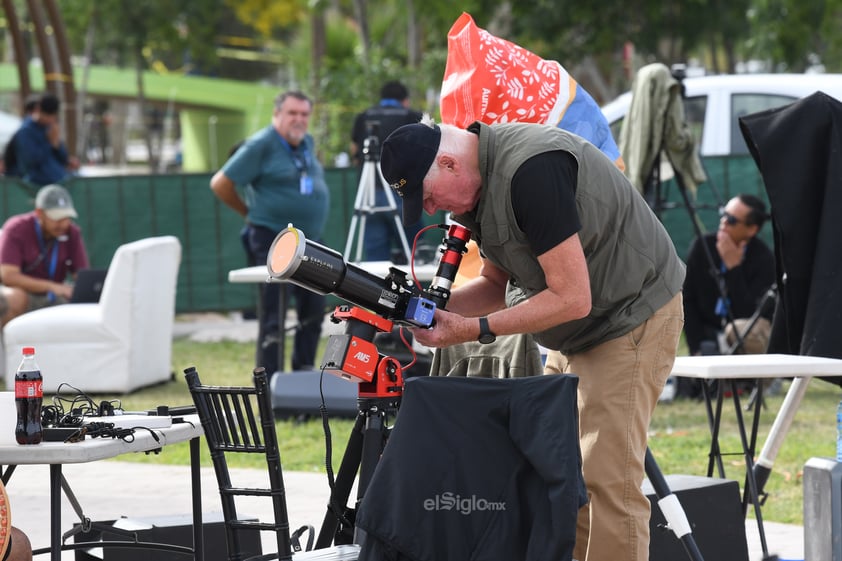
[380,123,441,226]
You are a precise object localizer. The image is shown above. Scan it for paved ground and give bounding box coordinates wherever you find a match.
[4,314,807,560]
[7,460,804,561]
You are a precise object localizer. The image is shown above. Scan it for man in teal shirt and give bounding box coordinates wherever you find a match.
[210,91,329,374]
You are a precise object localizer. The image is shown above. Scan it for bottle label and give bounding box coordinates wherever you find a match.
[15,380,43,399]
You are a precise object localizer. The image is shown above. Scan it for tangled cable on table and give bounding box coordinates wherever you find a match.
[40,384,159,443]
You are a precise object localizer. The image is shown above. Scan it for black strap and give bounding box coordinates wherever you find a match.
[290,524,315,552]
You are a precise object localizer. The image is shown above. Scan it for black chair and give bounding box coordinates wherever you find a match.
[185,366,359,561]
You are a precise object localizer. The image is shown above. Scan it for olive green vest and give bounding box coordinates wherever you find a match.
[453,122,685,354]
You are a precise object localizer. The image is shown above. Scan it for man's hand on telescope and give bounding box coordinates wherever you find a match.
[410,308,477,348]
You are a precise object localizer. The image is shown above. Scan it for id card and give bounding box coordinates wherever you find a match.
[300,173,313,195]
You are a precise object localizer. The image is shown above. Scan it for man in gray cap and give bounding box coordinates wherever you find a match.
[0,184,89,325]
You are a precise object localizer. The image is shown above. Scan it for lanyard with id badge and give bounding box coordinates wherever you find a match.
[279,134,313,195]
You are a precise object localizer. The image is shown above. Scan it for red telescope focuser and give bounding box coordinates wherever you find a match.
[424,224,471,309]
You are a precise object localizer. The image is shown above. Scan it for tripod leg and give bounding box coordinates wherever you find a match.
[343,213,360,261]
[316,404,393,548]
[316,412,366,548]
[753,376,810,499]
[345,160,410,263]
[645,447,706,561]
[352,409,390,546]
[345,162,377,262]
[378,173,412,263]
[358,409,388,500]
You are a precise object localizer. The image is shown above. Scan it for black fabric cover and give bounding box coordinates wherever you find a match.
[739,92,842,370]
[355,375,587,561]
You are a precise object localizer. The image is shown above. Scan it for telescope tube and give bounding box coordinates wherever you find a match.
[267,225,421,321]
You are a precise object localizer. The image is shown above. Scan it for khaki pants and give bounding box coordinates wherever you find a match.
[545,292,684,561]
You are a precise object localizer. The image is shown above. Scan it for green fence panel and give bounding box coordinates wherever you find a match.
[5,157,770,314]
[0,167,436,314]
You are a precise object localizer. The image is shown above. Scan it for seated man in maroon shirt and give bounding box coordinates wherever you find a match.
[0,184,89,325]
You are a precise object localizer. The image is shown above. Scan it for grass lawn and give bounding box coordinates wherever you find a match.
[648,378,841,524]
[26,336,842,526]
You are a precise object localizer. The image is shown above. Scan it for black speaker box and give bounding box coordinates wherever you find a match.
[271,341,433,420]
[644,475,748,561]
[73,512,261,561]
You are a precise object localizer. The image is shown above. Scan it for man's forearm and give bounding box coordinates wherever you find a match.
[1,269,62,295]
[210,172,248,217]
[446,276,506,317]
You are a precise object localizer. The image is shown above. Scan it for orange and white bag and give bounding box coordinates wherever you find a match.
[441,12,623,169]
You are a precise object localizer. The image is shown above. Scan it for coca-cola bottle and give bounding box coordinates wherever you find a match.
[15,346,43,445]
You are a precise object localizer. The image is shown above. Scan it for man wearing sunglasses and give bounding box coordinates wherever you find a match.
[682,194,776,366]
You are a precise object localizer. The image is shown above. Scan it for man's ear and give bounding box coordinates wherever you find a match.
[438,153,457,173]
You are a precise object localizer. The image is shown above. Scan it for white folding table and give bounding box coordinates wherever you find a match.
[0,414,204,561]
[670,353,842,558]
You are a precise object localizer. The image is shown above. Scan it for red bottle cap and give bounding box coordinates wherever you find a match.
[22,346,35,355]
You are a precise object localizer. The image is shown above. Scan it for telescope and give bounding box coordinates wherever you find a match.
[267,223,471,328]
[267,223,471,393]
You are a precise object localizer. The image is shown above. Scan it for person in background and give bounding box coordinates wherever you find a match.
[11,93,79,186]
[679,193,776,398]
[2,94,40,177]
[210,91,329,374]
[380,117,684,561]
[683,194,775,356]
[0,184,89,325]
[351,81,424,262]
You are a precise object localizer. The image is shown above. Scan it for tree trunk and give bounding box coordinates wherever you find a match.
[352,0,370,70]
[134,40,158,170]
[2,0,33,111]
[44,0,78,157]
[311,7,326,97]
[406,0,420,69]
[77,8,97,163]
[708,33,720,74]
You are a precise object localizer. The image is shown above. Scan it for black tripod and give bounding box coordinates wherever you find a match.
[645,448,705,561]
[651,101,776,561]
[650,68,773,359]
[343,131,411,264]
[314,306,404,548]
[628,67,719,561]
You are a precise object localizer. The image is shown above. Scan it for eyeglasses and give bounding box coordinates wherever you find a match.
[719,209,749,226]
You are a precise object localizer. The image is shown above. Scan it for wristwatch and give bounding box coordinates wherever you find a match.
[477,316,496,344]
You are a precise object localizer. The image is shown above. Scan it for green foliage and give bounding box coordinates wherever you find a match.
[746,0,839,71]
[224,0,306,38]
[58,0,224,73]
[650,378,841,524]
[27,0,842,164]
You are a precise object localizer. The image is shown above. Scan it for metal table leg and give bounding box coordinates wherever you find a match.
[190,437,204,561]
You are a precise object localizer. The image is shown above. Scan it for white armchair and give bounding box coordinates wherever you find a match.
[3,236,182,394]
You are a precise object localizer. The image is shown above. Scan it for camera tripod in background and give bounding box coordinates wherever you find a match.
[343,130,412,264]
